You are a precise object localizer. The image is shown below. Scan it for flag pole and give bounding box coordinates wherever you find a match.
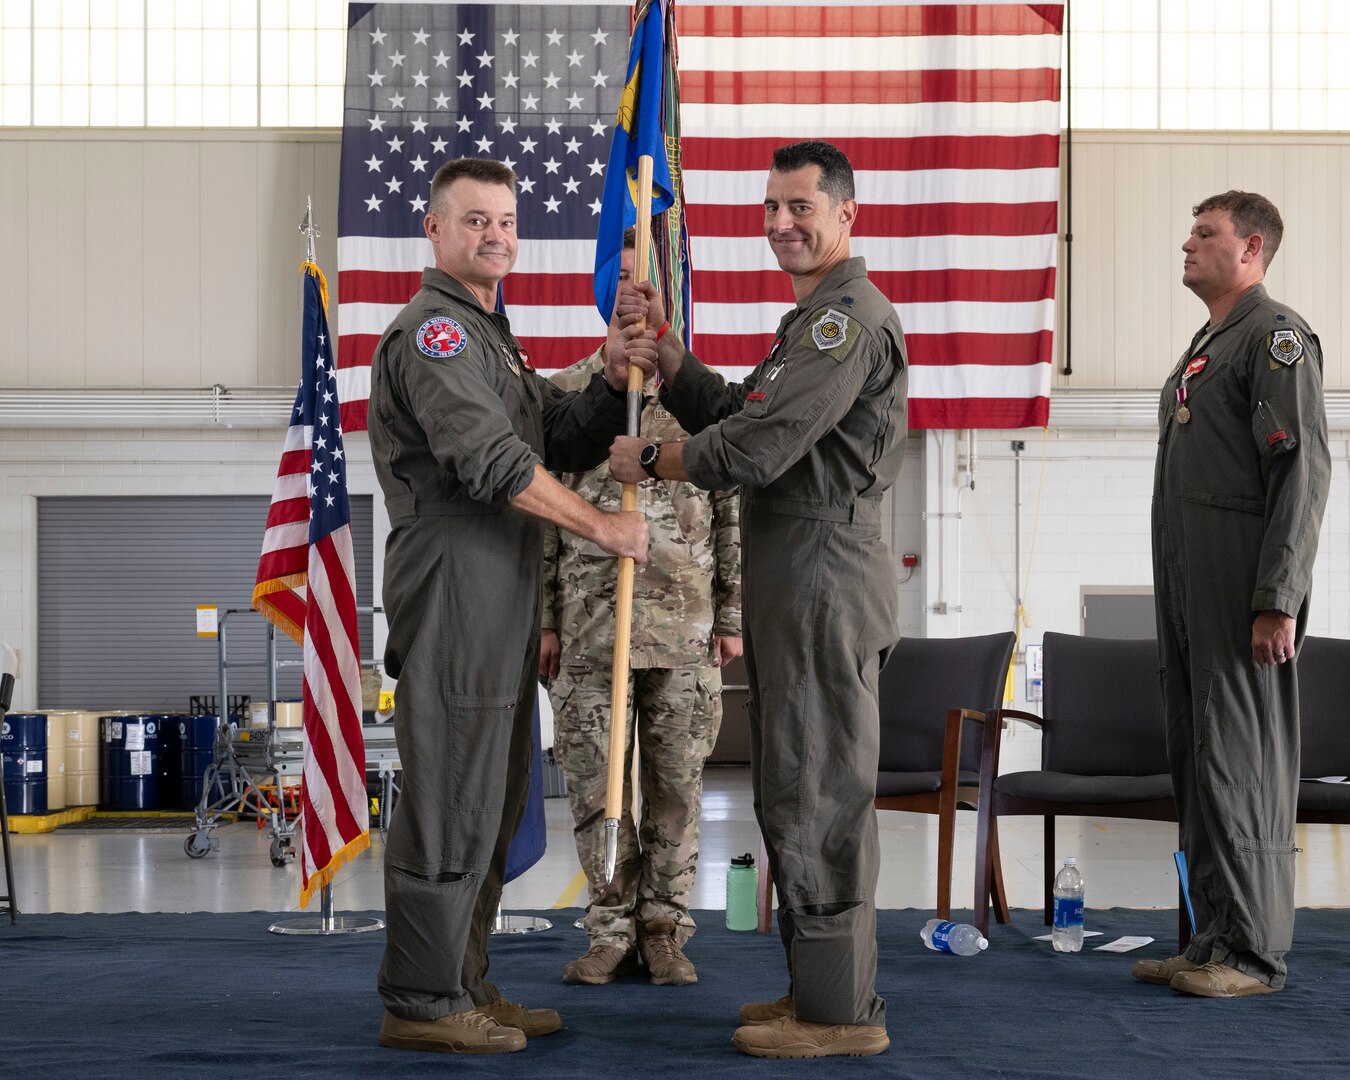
[604,154,655,883]
[267,195,381,937]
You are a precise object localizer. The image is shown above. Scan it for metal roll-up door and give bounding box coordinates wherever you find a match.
[37,495,373,710]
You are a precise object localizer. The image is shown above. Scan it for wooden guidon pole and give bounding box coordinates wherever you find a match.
[604,154,654,883]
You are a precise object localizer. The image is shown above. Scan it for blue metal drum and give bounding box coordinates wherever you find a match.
[1,712,48,815]
[99,714,161,811]
[177,714,222,810]
[154,715,186,810]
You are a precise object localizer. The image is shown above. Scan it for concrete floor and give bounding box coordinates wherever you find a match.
[7,760,1348,918]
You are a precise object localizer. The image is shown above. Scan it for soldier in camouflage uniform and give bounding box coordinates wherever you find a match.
[540,236,742,987]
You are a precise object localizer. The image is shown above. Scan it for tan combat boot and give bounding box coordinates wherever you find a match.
[475,997,562,1036]
[732,1016,889,1059]
[738,995,794,1025]
[378,1009,526,1054]
[563,943,640,985]
[639,917,698,985]
[1169,962,1280,998]
[1131,954,1203,986]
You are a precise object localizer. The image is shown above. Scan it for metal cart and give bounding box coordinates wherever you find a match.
[184,606,388,865]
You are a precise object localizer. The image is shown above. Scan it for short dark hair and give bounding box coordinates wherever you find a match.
[1192,190,1284,269]
[622,226,636,249]
[771,141,855,205]
[429,158,517,216]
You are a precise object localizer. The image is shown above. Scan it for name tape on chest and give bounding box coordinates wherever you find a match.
[416,316,469,359]
[808,308,859,360]
[1268,328,1304,367]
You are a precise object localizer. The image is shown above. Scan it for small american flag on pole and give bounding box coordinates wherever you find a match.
[254,262,370,909]
[337,1,1063,430]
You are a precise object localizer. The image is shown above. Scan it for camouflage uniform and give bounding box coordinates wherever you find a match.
[542,349,742,951]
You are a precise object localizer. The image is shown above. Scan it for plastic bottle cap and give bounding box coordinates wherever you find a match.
[1063,857,1077,865]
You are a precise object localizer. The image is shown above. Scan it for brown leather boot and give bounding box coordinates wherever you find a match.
[378,1009,526,1054]
[639,918,697,985]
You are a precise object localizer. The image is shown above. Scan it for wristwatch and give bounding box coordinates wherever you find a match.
[638,441,662,479]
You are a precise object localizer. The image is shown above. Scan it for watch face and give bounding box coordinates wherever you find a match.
[640,443,659,465]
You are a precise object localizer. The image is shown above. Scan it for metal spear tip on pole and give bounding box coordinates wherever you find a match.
[604,819,619,882]
[298,195,319,262]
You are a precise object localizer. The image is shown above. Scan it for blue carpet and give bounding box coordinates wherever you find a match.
[1,907,1347,1079]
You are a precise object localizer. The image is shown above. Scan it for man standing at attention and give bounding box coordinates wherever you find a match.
[368,157,649,1055]
[540,229,743,988]
[609,140,906,1059]
[1140,191,1329,998]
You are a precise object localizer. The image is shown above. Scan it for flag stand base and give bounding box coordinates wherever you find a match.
[491,903,552,936]
[269,883,385,936]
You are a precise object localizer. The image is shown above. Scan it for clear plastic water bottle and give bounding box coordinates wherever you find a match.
[1052,856,1085,953]
[920,918,988,956]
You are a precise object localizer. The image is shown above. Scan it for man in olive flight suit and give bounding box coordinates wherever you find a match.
[368,157,650,1055]
[1139,190,1329,999]
[610,140,907,1059]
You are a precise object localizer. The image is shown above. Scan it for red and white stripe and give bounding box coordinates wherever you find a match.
[253,422,310,638]
[300,525,367,897]
[337,1,1062,431]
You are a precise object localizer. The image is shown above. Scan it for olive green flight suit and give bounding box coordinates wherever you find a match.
[368,268,626,1020]
[661,257,907,1027]
[1152,282,1330,988]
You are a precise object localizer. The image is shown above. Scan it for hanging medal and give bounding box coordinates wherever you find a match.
[1175,354,1208,425]
[1176,385,1191,424]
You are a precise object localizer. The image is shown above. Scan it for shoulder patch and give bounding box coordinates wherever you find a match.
[808,308,860,361]
[416,316,468,359]
[1268,328,1303,367]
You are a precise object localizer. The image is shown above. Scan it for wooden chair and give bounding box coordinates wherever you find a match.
[757,632,1016,931]
[972,632,1181,942]
[1295,636,1350,826]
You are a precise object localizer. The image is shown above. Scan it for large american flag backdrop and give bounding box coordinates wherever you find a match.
[337,1,1063,431]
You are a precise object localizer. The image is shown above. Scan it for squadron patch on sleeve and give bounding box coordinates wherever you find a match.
[1268,328,1304,367]
[416,316,468,358]
[807,308,860,361]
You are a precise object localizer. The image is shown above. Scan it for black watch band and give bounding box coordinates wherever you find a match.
[639,441,662,479]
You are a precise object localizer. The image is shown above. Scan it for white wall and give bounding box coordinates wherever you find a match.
[0,130,339,392]
[893,429,1350,716]
[1058,132,1350,392]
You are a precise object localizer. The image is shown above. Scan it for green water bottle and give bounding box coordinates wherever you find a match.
[725,852,758,931]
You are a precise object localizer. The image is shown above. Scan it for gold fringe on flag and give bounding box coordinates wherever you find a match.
[298,830,371,910]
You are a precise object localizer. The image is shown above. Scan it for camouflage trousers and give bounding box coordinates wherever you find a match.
[550,663,722,950]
